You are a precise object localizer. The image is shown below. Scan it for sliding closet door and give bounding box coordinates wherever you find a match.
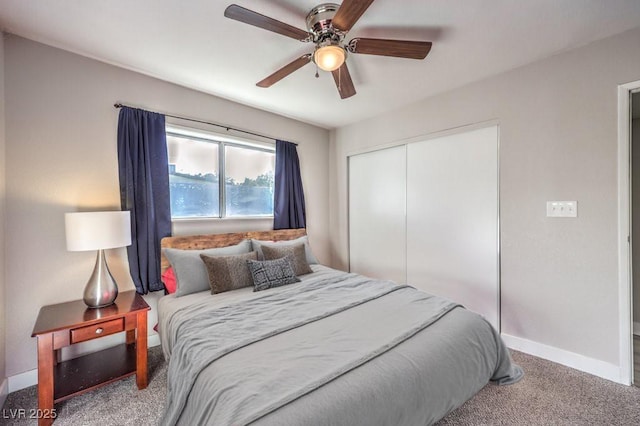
[349,145,406,284]
[406,126,499,329]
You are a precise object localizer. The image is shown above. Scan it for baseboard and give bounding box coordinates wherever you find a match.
[7,334,162,393]
[634,322,640,336]
[0,378,8,409]
[148,333,161,348]
[8,369,37,393]
[501,333,622,384]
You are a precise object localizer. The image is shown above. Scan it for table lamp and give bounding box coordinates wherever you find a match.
[65,211,132,308]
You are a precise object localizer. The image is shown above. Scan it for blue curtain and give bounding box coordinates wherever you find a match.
[117,107,171,294]
[274,140,306,229]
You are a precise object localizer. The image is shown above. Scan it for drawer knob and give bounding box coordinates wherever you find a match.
[95,327,104,334]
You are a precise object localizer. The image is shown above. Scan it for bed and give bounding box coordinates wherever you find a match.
[157,229,522,426]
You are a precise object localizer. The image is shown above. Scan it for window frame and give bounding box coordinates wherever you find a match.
[166,125,276,220]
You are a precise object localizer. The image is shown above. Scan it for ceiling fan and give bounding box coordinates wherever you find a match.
[224,0,432,99]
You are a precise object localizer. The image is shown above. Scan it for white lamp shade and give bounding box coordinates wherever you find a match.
[65,211,132,251]
[314,45,346,72]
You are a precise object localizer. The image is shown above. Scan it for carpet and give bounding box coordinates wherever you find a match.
[2,347,640,425]
[437,351,640,425]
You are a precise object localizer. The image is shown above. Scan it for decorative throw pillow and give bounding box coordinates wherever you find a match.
[161,267,177,294]
[251,236,319,264]
[156,266,177,333]
[246,256,301,292]
[261,243,313,276]
[163,239,252,297]
[200,251,257,294]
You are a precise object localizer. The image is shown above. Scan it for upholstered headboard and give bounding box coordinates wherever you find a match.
[160,228,307,273]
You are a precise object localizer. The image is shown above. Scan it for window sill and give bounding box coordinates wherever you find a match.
[171,216,274,236]
[171,216,274,222]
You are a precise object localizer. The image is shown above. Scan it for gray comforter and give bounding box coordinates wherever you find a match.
[159,266,522,426]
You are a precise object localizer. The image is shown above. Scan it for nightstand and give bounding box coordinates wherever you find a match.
[31,290,150,426]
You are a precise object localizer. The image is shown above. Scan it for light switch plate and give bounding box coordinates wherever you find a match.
[546,201,578,218]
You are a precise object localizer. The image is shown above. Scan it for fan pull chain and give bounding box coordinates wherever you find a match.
[315,64,319,78]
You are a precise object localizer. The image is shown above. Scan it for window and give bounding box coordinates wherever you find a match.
[167,126,275,219]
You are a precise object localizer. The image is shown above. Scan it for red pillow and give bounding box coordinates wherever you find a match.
[155,267,177,333]
[162,267,177,294]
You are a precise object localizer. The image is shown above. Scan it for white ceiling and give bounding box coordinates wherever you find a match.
[1,0,640,129]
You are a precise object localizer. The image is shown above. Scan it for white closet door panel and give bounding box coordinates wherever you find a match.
[349,145,406,284]
[406,126,499,329]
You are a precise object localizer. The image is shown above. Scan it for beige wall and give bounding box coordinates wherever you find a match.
[0,33,7,395]
[330,27,640,366]
[4,35,330,377]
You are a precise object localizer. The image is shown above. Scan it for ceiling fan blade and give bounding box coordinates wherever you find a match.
[332,0,376,32]
[224,4,311,41]
[257,54,312,88]
[331,63,356,99]
[348,38,432,59]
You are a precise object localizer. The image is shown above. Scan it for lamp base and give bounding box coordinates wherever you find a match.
[84,249,119,308]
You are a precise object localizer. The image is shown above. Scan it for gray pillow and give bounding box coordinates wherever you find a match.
[247,256,300,292]
[261,243,313,276]
[200,251,257,294]
[251,236,319,264]
[164,239,252,297]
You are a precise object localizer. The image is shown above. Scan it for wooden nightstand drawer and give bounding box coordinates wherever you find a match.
[70,318,124,344]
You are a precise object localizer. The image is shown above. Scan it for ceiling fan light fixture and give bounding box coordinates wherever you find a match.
[224,1,432,99]
[314,45,346,72]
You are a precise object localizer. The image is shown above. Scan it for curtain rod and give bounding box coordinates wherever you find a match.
[114,103,297,145]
